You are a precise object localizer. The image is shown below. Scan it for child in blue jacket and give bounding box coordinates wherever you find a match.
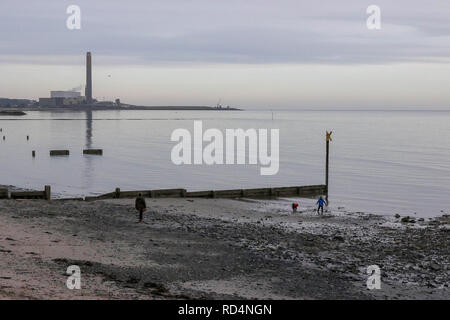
[316,197,326,215]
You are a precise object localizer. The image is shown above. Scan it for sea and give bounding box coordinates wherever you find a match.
[1,109,449,218]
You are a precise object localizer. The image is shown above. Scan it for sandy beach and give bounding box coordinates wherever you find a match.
[0,197,448,300]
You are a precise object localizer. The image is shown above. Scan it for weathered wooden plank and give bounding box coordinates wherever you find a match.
[50,150,70,156]
[83,149,103,155]
[10,191,46,199]
[0,188,8,199]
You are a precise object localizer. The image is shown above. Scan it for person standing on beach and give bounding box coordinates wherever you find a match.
[316,196,326,215]
[135,193,147,223]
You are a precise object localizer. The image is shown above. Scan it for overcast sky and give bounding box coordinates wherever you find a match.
[1,0,449,108]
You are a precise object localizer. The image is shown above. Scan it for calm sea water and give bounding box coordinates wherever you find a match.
[1,109,449,217]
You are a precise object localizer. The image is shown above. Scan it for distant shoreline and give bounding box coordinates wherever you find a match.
[0,106,242,112]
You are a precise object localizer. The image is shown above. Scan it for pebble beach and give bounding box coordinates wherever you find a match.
[0,196,448,299]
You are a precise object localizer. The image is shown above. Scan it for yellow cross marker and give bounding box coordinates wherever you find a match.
[326,131,333,142]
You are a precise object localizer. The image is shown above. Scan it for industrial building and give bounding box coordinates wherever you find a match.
[38,97,65,107]
[62,96,86,105]
[39,95,85,107]
[50,91,81,98]
[39,52,94,107]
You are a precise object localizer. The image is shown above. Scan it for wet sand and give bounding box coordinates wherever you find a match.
[0,197,448,299]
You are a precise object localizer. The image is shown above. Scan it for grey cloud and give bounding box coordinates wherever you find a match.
[0,0,449,65]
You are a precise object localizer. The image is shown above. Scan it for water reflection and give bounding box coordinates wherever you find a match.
[84,110,93,189]
[86,110,92,149]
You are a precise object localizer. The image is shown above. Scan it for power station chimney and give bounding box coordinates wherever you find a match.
[85,52,93,104]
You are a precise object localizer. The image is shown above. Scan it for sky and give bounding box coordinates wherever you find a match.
[0,0,449,109]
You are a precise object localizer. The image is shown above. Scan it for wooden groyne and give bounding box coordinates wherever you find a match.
[9,186,51,200]
[0,185,325,201]
[84,185,326,201]
[0,188,8,199]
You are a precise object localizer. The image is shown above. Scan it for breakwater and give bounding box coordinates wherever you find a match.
[85,185,326,201]
[0,185,326,201]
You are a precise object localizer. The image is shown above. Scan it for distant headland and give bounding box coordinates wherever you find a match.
[0,110,27,116]
[0,102,241,112]
[0,51,242,112]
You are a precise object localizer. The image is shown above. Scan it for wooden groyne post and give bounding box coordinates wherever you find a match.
[50,150,70,156]
[45,185,51,200]
[0,188,8,199]
[83,149,103,155]
[325,131,332,204]
[10,185,51,200]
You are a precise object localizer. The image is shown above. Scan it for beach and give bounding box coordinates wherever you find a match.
[0,197,448,300]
